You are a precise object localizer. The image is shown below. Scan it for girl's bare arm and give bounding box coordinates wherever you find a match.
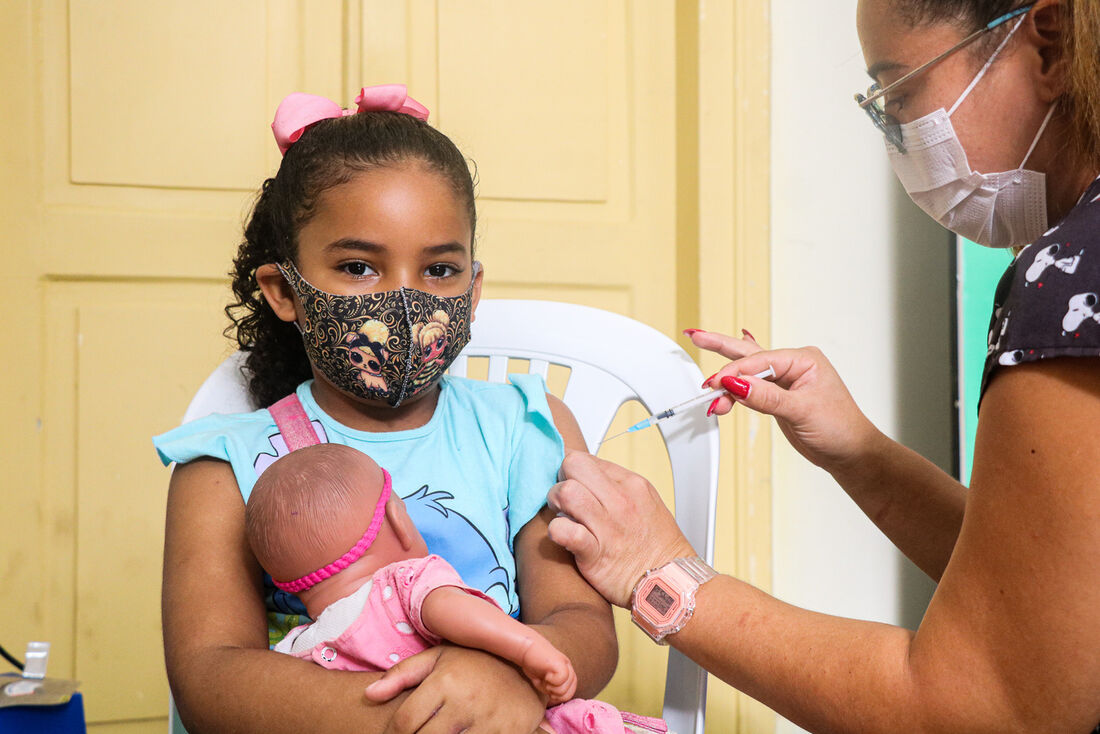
[511,395,618,699]
[163,458,401,733]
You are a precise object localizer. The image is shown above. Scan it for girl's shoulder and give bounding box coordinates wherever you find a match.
[151,374,563,468]
[152,405,277,467]
[441,373,560,434]
[442,373,551,410]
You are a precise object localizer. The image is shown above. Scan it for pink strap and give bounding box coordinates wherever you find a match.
[272,469,393,593]
[268,394,321,451]
[271,84,430,155]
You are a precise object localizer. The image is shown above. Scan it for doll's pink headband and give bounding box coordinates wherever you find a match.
[271,84,430,155]
[271,468,394,593]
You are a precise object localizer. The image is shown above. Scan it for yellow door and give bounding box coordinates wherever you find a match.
[1,2,771,731]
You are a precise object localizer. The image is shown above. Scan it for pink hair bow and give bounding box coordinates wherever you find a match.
[271,84,430,155]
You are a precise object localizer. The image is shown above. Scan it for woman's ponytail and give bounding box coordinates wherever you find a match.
[1067,0,1100,163]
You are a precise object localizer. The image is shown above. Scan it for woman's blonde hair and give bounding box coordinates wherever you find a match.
[1067,0,1100,163]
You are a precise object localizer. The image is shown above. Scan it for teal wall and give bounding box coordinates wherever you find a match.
[956,239,1013,484]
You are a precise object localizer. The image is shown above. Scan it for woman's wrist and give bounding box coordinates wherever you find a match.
[823,424,893,488]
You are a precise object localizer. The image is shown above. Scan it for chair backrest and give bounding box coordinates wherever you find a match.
[174,299,719,734]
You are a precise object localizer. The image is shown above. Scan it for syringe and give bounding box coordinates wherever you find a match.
[600,366,775,445]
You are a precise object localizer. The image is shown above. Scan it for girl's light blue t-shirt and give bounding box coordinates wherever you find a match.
[153,374,564,624]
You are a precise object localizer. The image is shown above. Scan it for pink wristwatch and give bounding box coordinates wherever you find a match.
[630,556,717,644]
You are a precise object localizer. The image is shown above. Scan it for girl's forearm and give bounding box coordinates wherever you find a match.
[170,645,399,733]
[829,430,966,581]
[526,602,618,699]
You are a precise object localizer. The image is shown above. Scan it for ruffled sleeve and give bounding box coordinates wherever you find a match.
[151,409,276,503]
[503,374,566,549]
[153,413,238,466]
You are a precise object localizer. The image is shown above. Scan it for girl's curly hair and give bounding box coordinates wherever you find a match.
[225,110,477,408]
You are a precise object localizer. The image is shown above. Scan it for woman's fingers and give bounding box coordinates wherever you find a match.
[687,329,763,361]
[550,451,695,607]
[719,373,795,419]
[364,648,441,703]
[546,514,598,561]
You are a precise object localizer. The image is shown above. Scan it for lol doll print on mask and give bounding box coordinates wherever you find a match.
[278,259,479,407]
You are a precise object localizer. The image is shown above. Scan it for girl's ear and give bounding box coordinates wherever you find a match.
[1027,0,1070,103]
[385,495,421,552]
[256,264,299,323]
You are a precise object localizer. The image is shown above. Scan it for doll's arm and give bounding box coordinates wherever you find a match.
[420,585,577,704]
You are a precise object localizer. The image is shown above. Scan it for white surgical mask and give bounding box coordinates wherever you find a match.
[887,16,1056,248]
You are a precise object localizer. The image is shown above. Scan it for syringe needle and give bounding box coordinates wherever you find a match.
[598,429,630,446]
[598,365,776,448]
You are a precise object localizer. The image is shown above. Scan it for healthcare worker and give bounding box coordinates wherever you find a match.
[546,1,1100,731]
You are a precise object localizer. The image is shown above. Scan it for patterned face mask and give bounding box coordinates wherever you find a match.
[278,261,479,407]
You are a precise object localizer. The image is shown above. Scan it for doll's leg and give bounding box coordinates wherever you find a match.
[420,585,578,704]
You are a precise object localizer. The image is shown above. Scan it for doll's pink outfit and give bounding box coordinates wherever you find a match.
[275,554,485,670]
[274,554,667,733]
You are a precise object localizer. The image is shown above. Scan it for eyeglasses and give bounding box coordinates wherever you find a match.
[854,4,1033,154]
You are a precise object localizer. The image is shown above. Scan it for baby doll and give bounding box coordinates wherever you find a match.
[245,444,667,734]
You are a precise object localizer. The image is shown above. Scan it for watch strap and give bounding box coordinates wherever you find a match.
[674,556,717,585]
[631,556,717,644]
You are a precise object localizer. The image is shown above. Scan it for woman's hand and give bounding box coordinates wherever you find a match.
[688,330,884,474]
[545,451,695,608]
[364,645,547,733]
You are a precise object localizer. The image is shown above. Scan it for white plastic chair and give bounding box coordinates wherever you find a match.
[172,299,720,734]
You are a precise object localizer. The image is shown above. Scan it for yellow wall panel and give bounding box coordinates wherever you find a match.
[69,0,270,190]
[437,0,610,202]
[42,207,251,280]
[44,282,230,723]
[89,719,172,734]
[480,282,630,315]
[0,0,46,674]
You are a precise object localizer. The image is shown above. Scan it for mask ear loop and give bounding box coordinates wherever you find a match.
[1018,104,1057,169]
[277,261,307,335]
[948,15,1027,117]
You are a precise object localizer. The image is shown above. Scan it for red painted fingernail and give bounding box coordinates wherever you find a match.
[721,375,751,400]
[702,372,719,388]
[683,329,705,336]
[706,397,721,417]
[741,328,757,342]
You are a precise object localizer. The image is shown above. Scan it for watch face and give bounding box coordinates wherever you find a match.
[638,578,682,625]
[645,584,676,616]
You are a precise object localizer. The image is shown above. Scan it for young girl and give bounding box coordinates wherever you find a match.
[154,86,617,734]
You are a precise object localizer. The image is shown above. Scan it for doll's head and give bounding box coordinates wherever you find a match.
[245,443,428,615]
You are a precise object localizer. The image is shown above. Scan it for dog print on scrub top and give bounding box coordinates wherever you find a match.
[278,261,477,407]
[982,175,1100,393]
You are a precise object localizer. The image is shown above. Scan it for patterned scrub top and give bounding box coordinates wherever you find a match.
[983,174,1100,397]
[980,174,1100,734]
